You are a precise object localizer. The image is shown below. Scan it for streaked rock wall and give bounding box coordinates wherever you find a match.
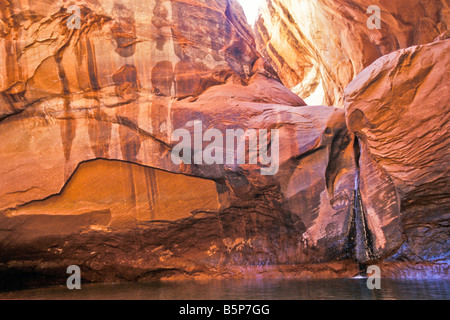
[254,0,449,106]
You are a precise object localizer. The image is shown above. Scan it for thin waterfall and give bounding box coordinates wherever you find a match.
[346,137,376,264]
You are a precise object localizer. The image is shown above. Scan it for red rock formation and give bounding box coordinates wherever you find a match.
[344,38,450,264]
[0,0,448,287]
[254,0,450,107]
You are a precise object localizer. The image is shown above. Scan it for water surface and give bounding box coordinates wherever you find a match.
[1,279,449,300]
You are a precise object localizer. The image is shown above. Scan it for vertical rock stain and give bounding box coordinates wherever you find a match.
[83,35,113,159]
[144,168,158,221]
[85,38,101,92]
[55,54,76,164]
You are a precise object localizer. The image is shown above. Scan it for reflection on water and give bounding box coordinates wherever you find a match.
[1,279,449,300]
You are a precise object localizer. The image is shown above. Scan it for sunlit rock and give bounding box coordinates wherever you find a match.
[254,0,449,107]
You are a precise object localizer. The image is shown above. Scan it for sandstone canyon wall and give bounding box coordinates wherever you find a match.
[345,39,450,273]
[0,0,448,288]
[255,0,450,107]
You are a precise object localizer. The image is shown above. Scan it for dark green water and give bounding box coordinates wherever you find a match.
[1,279,449,300]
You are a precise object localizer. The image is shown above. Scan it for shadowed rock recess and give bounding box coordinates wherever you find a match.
[0,0,448,288]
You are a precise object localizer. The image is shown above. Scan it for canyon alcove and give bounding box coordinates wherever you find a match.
[0,0,448,292]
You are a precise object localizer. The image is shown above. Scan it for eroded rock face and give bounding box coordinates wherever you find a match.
[344,39,450,264]
[1,0,448,287]
[0,0,293,111]
[0,0,366,286]
[254,0,450,106]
